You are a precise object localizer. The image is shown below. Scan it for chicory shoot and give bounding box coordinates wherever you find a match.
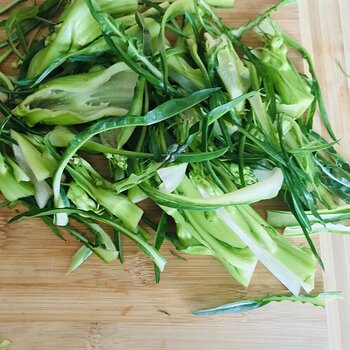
[0,0,347,314]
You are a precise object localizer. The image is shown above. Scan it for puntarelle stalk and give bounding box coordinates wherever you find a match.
[0,0,346,310]
[26,0,138,79]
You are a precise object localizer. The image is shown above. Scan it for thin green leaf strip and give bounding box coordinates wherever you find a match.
[193,291,343,315]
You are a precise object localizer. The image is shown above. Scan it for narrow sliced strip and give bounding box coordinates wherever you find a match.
[193,291,343,315]
[141,168,283,209]
[284,223,350,237]
[267,205,350,227]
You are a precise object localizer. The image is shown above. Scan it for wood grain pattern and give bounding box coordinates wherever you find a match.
[0,0,347,348]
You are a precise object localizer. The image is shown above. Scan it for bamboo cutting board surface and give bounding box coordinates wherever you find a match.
[0,0,349,349]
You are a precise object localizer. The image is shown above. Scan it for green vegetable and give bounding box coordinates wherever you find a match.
[284,223,350,237]
[267,205,350,227]
[68,157,144,232]
[167,53,207,91]
[11,130,56,181]
[26,0,138,78]
[51,87,219,214]
[67,182,99,213]
[255,20,314,118]
[205,33,250,113]
[267,205,350,237]
[154,212,168,283]
[193,291,343,315]
[0,153,34,201]
[161,164,316,293]
[11,140,53,208]
[10,207,167,272]
[47,125,229,162]
[141,167,284,209]
[68,245,93,273]
[0,0,349,314]
[13,62,138,125]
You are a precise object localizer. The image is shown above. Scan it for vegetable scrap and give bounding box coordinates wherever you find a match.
[0,0,347,313]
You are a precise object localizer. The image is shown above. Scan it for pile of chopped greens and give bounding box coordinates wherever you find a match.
[0,0,347,313]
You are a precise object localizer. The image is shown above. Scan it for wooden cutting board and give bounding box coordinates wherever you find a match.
[0,0,349,349]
